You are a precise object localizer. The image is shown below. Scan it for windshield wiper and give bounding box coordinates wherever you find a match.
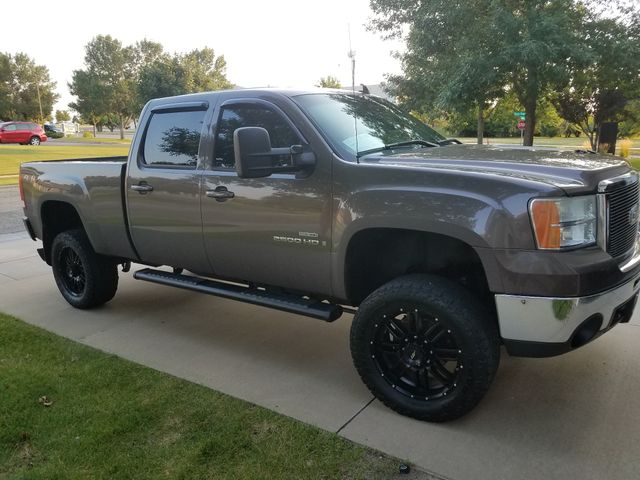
[437,138,462,146]
[356,140,439,159]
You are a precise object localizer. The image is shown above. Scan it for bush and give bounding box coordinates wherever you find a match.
[619,139,632,158]
[82,131,94,139]
[47,131,64,139]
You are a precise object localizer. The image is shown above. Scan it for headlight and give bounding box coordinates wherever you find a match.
[529,196,597,249]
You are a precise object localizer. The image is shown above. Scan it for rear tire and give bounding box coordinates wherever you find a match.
[51,229,118,309]
[28,136,41,145]
[350,274,500,422]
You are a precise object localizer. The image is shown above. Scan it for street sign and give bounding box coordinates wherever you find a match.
[514,111,526,120]
[517,120,526,130]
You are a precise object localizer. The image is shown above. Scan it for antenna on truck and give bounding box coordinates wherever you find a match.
[348,24,360,163]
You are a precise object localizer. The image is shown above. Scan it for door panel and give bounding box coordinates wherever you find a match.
[201,100,332,296]
[126,106,210,272]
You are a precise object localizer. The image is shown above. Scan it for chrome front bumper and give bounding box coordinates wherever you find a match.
[495,251,640,356]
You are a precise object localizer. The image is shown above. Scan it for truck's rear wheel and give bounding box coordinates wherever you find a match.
[51,229,118,309]
[350,274,499,422]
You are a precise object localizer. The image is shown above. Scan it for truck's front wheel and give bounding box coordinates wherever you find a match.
[350,274,500,422]
[51,229,118,309]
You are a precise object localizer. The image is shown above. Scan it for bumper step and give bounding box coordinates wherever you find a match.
[133,268,343,322]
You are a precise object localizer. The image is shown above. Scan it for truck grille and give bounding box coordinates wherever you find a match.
[607,180,639,258]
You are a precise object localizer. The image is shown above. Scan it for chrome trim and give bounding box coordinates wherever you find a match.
[495,273,640,343]
[598,171,639,193]
[620,237,640,273]
[597,193,608,250]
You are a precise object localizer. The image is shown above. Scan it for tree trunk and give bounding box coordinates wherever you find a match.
[523,98,537,146]
[92,123,96,138]
[477,105,485,145]
[119,115,125,140]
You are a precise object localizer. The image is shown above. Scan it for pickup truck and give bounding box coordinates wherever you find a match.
[20,88,640,422]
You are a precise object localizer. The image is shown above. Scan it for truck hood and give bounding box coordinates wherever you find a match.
[359,144,631,194]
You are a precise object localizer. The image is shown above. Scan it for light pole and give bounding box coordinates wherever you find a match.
[36,81,44,125]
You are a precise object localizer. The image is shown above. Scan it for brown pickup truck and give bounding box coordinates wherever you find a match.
[20,88,640,421]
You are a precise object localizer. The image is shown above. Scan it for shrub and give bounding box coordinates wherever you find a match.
[619,139,632,158]
[47,131,64,139]
[82,131,94,139]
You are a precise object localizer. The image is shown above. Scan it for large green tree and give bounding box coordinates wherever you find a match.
[553,11,640,150]
[68,69,109,136]
[137,47,232,106]
[0,52,58,122]
[71,37,232,138]
[369,0,589,146]
[371,0,506,144]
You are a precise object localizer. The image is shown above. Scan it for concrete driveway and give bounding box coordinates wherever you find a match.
[1,192,640,479]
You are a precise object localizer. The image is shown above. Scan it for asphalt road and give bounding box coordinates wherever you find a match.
[0,185,24,235]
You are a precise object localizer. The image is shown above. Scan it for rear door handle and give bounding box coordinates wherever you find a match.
[206,186,235,201]
[130,183,154,193]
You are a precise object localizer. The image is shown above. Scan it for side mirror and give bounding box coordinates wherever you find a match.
[233,127,315,179]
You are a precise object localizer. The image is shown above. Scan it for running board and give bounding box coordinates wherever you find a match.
[133,268,343,322]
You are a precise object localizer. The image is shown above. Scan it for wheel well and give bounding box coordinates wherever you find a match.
[344,228,492,310]
[41,201,84,264]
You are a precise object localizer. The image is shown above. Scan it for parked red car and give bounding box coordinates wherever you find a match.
[0,121,47,145]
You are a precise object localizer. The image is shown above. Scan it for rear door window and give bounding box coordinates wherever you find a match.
[3,124,17,131]
[142,110,206,168]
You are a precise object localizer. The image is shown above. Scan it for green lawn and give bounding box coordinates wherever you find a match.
[53,136,133,144]
[0,144,130,179]
[0,313,405,479]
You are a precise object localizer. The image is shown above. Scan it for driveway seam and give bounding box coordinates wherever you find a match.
[336,396,375,435]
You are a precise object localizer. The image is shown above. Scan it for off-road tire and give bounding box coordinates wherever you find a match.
[51,229,118,309]
[350,274,500,422]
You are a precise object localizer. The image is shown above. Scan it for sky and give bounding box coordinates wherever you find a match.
[3,0,404,114]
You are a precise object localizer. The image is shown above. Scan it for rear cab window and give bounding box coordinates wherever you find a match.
[142,110,206,168]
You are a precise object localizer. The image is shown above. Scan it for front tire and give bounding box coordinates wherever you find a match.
[51,229,118,309]
[28,136,41,145]
[350,274,500,422]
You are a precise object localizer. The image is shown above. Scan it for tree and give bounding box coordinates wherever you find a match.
[71,37,233,138]
[137,47,232,106]
[316,76,342,88]
[553,12,640,150]
[70,35,143,139]
[369,0,589,146]
[0,53,11,120]
[55,110,71,122]
[370,0,508,144]
[0,52,58,122]
[69,69,108,137]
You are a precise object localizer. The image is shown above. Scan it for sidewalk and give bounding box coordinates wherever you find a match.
[1,232,640,480]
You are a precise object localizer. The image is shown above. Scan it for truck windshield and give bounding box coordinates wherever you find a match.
[293,93,447,160]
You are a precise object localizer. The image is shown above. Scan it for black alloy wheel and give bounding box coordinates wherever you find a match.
[350,274,500,422]
[371,307,462,401]
[51,229,118,309]
[58,246,86,297]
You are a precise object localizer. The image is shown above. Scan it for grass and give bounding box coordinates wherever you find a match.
[458,136,640,157]
[0,144,130,180]
[55,136,133,144]
[0,313,403,480]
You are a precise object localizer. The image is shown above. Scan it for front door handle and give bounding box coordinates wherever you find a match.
[130,183,154,193]
[206,186,235,201]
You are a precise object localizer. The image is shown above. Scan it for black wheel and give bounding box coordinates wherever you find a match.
[51,229,118,309]
[350,274,500,422]
[28,136,41,145]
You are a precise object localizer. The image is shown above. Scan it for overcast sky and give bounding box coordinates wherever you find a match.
[4,0,404,114]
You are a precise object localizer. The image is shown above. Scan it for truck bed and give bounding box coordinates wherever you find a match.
[20,156,137,260]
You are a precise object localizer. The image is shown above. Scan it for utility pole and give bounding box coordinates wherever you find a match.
[36,81,44,124]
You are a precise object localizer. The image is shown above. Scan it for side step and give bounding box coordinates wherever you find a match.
[133,268,343,322]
